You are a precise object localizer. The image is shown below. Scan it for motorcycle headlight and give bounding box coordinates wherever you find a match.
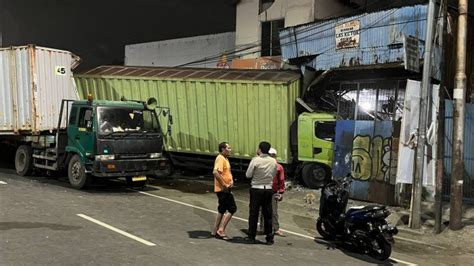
[95,154,115,161]
[149,153,162,159]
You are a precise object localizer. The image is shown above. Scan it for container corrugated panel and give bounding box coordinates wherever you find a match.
[280,5,429,70]
[0,45,80,134]
[75,66,300,163]
[444,100,474,202]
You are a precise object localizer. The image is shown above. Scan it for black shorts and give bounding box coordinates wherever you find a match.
[216,191,237,214]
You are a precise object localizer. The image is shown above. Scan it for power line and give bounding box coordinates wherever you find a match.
[178,0,426,67]
[185,13,427,67]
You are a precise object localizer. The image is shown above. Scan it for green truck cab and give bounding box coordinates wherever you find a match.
[296,112,336,188]
[14,97,171,189]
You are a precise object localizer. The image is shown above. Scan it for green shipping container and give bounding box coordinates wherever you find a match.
[74,66,300,164]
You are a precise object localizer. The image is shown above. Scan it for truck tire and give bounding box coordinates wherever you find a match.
[154,161,174,178]
[68,154,89,189]
[15,145,33,176]
[302,163,328,189]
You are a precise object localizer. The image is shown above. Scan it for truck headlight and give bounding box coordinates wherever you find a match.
[149,153,162,158]
[95,154,115,161]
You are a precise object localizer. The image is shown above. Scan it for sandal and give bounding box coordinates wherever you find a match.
[215,232,230,240]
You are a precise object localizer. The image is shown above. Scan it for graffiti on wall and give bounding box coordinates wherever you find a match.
[351,135,396,181]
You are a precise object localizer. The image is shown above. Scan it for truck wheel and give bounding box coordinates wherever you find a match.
[154,162,174,178]
[68,154,89,189]
[302,163,328,189]
[15,145,33,176]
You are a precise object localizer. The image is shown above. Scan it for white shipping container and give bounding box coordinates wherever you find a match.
[0,45,80,135]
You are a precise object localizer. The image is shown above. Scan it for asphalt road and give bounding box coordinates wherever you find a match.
[0,167,424,265]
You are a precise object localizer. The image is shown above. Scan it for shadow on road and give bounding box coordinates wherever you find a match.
[0,222,82,231]
[187,230,214,239]
[314,238,398,265]
[0,166,159,194]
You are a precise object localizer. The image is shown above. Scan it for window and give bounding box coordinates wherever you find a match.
[315,121,336,142]
[261,19,284,56]
[259,0,275,14]
[69,106,78,126]
[78,107,93,131]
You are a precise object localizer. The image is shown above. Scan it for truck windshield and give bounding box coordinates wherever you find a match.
[97,106,160,135]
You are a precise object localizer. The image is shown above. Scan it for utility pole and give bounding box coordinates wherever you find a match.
[409,0,437,229]
[434,0,447,234]
[450,0,468,231]
[0,0,3,47]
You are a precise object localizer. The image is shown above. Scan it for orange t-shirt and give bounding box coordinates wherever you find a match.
[214,154,233,192]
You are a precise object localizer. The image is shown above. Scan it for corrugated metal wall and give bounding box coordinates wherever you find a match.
[74,71,300,163]
[280,5,432,72]
[0,45,79,134]
[444,100,474,202]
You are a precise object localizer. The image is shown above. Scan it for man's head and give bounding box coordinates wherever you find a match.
[258,141,271,155]
[268,148,277,158]
[218,142,231,157]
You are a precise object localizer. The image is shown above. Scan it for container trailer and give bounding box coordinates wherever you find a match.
[75,65,335,188]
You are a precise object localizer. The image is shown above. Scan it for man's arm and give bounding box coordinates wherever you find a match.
[213,169,228,190]
[246,158,256,179]
[213,157,228,189]
[277,165,285,194]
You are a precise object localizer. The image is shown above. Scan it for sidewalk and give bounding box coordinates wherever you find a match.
[279,182,474,255]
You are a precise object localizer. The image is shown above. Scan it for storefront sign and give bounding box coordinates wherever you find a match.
[403,35,420,73]
[335,20,360,49]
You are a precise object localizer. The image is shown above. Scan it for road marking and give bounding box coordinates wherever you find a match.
[0,181,7,185]
[390,257,417,266]
[137,189,416,265]
[77,213,156,247]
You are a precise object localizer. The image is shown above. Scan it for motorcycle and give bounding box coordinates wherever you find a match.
[316,176,398,261]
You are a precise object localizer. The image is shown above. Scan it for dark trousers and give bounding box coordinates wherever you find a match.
[248,188,273,241]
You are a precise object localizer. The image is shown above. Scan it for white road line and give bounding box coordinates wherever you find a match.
[137,189,417,265]
[0,181,7,185]
[77,213,156,247]
[390,257,418,266]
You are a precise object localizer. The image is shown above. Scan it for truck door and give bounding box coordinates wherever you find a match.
[68,106,94,160]
[297,114,335,166]
[312,120,335,166]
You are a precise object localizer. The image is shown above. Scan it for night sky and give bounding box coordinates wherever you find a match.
[1,0,236,70]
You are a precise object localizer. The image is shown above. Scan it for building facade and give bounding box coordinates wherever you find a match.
[125,32,236,68]
[235,0,361,59]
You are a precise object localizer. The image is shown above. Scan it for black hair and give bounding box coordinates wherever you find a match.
[218,142,229,153]
[259,141,271,154]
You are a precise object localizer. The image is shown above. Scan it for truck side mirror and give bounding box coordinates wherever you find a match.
[146,97,157,110]
[84,109,93,130]
[167,114,173,136]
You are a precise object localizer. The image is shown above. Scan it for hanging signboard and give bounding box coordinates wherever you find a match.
[335,20,360,50]
[403,35,420,73]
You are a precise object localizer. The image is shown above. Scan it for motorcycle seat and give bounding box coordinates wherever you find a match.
[347,205,384,215]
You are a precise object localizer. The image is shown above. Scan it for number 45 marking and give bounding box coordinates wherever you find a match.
[55,66,67,76]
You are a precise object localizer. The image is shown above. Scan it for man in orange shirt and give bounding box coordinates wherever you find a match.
[211,142,236,240]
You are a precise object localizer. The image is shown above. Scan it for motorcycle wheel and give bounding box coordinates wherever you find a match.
[316,219,335,240]
[371,237,392,261]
